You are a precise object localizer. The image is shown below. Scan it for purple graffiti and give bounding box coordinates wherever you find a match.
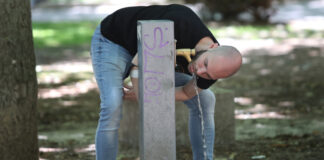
[143,27,169,51]
[145,77,162,94]
[142,26,170,103]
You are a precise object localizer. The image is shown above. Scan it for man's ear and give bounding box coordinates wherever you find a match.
[209,43,219,49]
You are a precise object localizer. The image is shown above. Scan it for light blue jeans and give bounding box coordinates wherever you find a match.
[91,26,216,160]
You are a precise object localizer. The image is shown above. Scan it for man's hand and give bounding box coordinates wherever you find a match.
[175,78,202,101]
[123,83,137,101]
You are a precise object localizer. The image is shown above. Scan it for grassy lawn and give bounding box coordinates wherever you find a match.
[35,21,324,160]
[32,21,324,49]
[32,21,99,48]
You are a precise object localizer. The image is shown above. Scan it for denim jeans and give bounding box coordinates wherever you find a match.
[91,25,216,160]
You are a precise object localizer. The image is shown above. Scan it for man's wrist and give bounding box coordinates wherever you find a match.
[130,68,139,78]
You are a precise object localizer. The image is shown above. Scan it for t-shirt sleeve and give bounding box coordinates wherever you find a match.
[197,77,217,89]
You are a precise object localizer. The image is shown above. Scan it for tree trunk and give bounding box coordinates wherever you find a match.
[0,0,39,159]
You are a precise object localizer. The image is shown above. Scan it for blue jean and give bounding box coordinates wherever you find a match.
[90,26,216,160]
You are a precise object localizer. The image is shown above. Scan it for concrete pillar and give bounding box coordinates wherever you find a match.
[137,20,176,160]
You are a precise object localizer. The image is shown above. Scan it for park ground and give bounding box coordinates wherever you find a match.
[35,22,324,160]
[33,1,324,160]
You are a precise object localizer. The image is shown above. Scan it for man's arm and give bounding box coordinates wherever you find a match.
[129,68,202,102]
[129,35,215,102]
[123,66,139,101]
[129,66,139,100]
[194,36,218,51]
[175,78,202,101]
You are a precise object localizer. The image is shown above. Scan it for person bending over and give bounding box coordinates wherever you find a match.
[90,4,242,160]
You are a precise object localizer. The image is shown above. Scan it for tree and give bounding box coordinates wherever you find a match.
[0,0,39,159]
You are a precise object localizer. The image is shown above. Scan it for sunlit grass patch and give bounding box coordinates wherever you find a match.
[32,21,99,48]
[210,25,274,39]
[37,70,93,88]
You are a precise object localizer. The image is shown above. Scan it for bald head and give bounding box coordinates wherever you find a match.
[188,45,242,80]
[205,45,242,79]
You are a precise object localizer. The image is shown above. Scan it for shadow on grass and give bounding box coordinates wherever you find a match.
[35,45,91,65]
[38,89,99,129]
[216,45,324,114]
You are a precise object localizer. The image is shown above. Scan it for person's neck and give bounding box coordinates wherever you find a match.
[195,37,214,52]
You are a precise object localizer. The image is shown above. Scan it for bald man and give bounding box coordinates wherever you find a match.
[90,4,241,160]
[130,45,242,101]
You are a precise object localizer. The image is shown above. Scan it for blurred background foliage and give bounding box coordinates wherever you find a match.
[32,0,283,23]
[185,0,284,23]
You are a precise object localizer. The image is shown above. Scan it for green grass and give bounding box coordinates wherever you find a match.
[33,21,323,49]
[32,21,99,48]
[32,21,270,48]
[209,25,275,39]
